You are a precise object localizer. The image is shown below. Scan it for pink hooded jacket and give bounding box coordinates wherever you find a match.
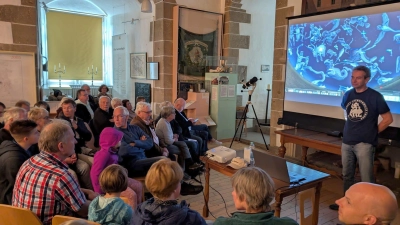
[90,127,124,194]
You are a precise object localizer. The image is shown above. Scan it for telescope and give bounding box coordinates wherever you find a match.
[241,76,262,89]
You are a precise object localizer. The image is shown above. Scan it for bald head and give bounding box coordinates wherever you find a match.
[174,98,186,112]
[336,182,398,225]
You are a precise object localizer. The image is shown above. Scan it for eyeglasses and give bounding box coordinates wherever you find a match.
[113,115,126,119]
[141,111,152,114]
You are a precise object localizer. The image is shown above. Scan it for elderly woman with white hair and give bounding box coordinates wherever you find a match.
[214,167,298,225]
[110,97,122,109]
[156,106,202,173]
[0,107,27,145]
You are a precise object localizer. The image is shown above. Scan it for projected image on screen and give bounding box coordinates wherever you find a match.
[286,11,400,105]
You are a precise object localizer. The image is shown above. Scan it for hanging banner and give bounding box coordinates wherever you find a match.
[178,27,216,76]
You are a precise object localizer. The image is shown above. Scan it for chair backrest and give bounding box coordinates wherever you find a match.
[0,204,42,225]
[120,197,130,204]
[52,215,100,225]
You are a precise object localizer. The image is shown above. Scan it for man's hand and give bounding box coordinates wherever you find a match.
[162,147,169,156]
[71,119,78,130]
[64,153,77,164]
[81,188,99,200]
[109,118,114,122]
[130,142,136,147]
[140,135,147,141]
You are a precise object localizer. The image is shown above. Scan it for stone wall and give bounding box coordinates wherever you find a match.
[0,0,37,52]
[269,0,295,146]
[223,0,251,105]
[152,0,176,113]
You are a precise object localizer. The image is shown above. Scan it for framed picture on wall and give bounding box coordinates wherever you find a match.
[130,52,147,79]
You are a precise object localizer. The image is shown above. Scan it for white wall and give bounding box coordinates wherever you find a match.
[111,1,154,102]
[239,0,276,124]
[176,0,224,14]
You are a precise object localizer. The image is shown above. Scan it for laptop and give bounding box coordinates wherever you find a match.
[253,150,306,184]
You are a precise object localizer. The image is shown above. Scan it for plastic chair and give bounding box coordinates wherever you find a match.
[52,215,100,225]
[0,204,42,225]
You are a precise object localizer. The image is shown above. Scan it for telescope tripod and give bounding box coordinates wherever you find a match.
[230,93,269,150]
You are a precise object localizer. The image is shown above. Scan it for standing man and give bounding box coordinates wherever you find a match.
[81,84,98,111]
[75,89,94,123]
[330,65,393,210]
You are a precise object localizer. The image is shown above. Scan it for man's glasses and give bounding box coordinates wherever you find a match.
[141,111,152,114]
[113,115,126,119]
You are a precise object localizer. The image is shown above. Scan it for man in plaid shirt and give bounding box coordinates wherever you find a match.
[12,122,97,225]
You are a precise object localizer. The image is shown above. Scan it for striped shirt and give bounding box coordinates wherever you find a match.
[12,151,86,225]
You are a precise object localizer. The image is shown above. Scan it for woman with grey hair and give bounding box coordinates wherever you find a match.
[155,106,202,173]
[110,97,122,109]
[214,167,298,225]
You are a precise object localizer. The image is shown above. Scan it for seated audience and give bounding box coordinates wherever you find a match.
[336,182,398,225]
[156,106,202,172]
[130,102,171,158]
[0,107,27,144]
[174,98,221,153]
[173,99,204,153]
[114,106,165,177]
[136,96,146,103]
[15,99,30,111]
[81,84,98,111]
[133,159,207,225]
[89,164,133,225]
[122,99,135,123]
[93,96,114,136]
[28,107,52,132]
[214,167,298,225]
[155,101,200,163]
[12,122,98,225]
[0,102,5,128]
[0,120,39,204]
[34,100,50,112]
[59,99,93,190]
[111,97,122,109]
[90,127,143,208]
[75,89,94,123]
[97,84,112,99]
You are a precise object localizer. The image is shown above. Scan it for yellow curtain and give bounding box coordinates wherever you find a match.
[47,11,103,80]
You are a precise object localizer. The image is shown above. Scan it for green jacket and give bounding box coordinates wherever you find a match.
[214,211,298,225]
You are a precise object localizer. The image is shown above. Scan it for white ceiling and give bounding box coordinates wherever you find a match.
[41,0,141,16]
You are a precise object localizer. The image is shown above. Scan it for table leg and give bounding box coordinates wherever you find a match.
[202,162,210,217]
[278,145,286,158]
[274,192,282,217]
[301,146,309,166]
[312,182,322,225]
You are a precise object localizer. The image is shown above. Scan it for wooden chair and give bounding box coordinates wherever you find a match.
[120,197,130,204]
[52,215,100,225]
[298,188,315,225]
[0,204,42,225]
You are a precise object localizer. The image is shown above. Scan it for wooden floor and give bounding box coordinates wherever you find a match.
[179,140,400,225]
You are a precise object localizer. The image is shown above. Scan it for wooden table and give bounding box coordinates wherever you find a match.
[201,150,330,225]
[275,128,342,165]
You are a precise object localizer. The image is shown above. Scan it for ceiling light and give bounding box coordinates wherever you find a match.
[141,0,152,13]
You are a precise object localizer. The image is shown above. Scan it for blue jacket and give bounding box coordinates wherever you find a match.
[116,125,153,166]
[88,196,132,225]
[132,198,207,225]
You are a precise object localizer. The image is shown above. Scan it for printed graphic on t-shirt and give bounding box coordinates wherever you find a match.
[346,99,368,122]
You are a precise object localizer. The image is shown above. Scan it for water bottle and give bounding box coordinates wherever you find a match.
[249,149,255,167]
[250,142,255,151]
